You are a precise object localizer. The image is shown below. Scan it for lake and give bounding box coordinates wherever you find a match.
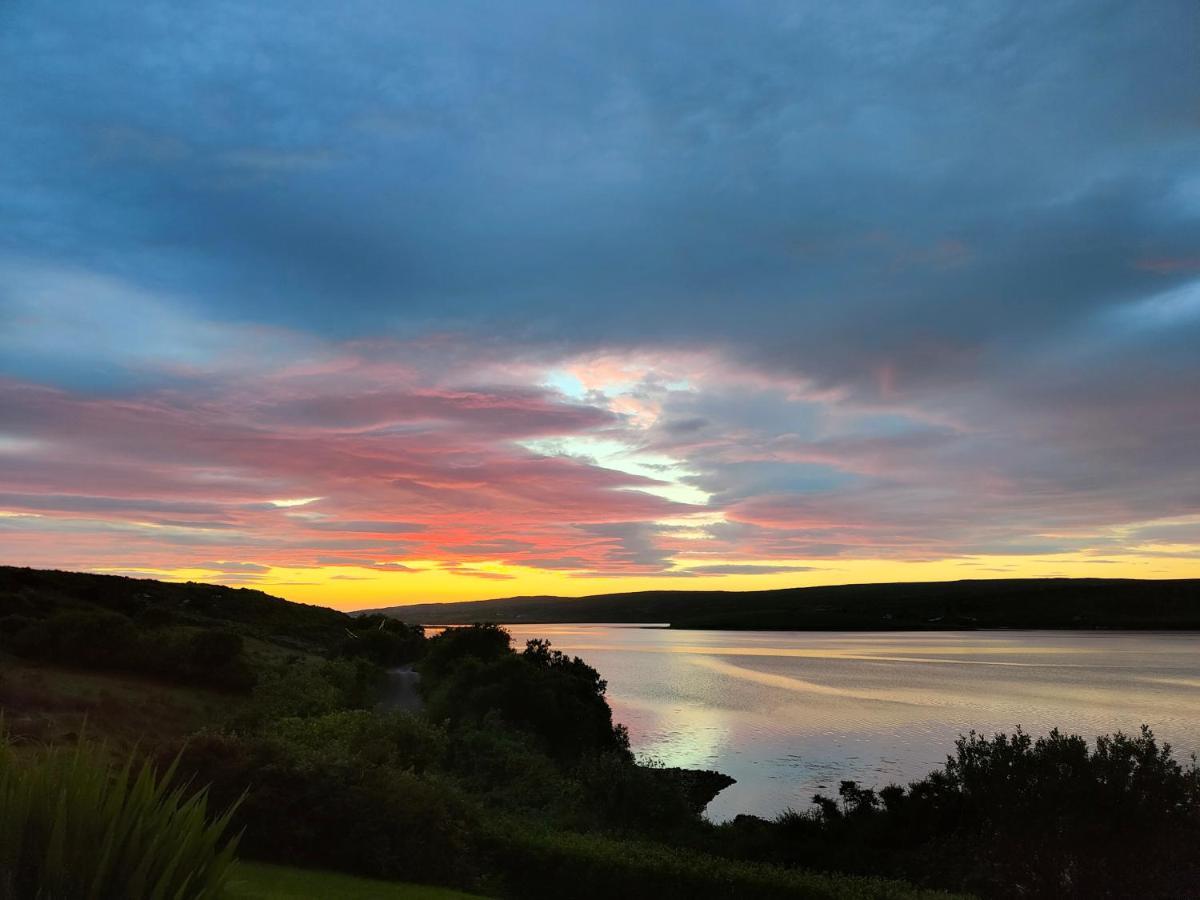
[504,625,1200,821]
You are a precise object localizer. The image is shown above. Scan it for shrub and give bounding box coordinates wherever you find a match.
[0,613,257,693]
[233,657,384,729]
[186,629,244,667]
[741,726,1200,898]
[268,709,448,773]
[481,821,951,900]
[442,720,582,817]
[0,737,239,900]
[422,631,629,762]
[170,731,480,886]
[5,609,139,667]
[339,616,426,666]
[573,754,710,833]
[419,623,511,681]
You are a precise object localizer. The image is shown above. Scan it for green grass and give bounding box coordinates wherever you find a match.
[228,862,487,899]
[0,655,242,749]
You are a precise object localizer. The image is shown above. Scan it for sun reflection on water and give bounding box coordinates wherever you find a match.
[505,625,1200,821]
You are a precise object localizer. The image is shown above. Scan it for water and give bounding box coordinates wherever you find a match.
[503,625,1200,822]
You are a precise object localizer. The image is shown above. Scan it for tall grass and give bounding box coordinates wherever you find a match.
[0,734,240,899]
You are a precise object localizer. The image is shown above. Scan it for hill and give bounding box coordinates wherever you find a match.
[368,577,1200,630]
[0,566,423,733]
[0,565,354,653]
[0,565,960,900]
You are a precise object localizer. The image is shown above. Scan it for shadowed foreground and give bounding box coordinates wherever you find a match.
[3,567,1197,898]
[229,863,486,899]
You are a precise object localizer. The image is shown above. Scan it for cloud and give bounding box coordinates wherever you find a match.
[0,337,696,576]
[195,561,270,574]
[438,563,516,581]
[0,2,1197,587]
[674,564,816,576]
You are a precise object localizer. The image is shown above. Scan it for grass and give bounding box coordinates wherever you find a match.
[228,862,487,899]
[0,655,242,749]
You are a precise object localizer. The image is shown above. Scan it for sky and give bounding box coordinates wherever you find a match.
[2,1,1199,610]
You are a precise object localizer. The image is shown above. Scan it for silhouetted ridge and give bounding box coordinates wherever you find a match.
[367,578,1200,630]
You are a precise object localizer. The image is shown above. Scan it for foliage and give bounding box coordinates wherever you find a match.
[481,821,957,900]
[267,710,448,773]
[232,657,385,729]
[338,616,426,667]
[0,736,239,900]
[439,720,583,818]
[0,610,256,692]
[0,565,361,657]
[418,624,512,681]
[721,726,1200,898]
[170,730,480,886]
[33,568,1195,898]
[228,861,485,899]
[421,627,629,762]
[572,753,703,834]
[0,658,245,751]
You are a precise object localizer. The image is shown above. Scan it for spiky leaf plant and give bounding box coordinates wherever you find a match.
[0,734,240,899]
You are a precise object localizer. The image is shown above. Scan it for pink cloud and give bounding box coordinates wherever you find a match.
[4,321,1197,585]
[0,351,697,578]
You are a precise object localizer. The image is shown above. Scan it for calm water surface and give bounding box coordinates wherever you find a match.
[504,625,1200,821]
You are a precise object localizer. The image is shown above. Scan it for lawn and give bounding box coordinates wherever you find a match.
[228,862,488,900]
[0,654,242,748]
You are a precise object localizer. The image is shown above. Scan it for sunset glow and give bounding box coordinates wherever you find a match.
[2,4,1198,610]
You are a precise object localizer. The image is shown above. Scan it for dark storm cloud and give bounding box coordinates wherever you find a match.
[3,1,1197,370]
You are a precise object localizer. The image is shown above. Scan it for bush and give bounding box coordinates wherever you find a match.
[481,822,951,900]
[170,731,480,887]
[419,624,511,681]
[0,612,257,692]
[0,737,239,900]
[269,709,448,773]
[186,629,244,667]
[3,609,139,667]
[737,726,1200,898]
[441,720,582,817]
[573,754,709,833]
[422,630,629,762]
[233,657,384,729]
[339,616,426,667]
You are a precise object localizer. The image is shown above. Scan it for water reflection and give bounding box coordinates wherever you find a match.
[504,625,1200,821]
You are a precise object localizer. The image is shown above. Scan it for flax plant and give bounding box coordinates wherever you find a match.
[0,732,240,899]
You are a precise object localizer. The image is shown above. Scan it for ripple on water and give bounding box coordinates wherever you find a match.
[505,625,1200,821]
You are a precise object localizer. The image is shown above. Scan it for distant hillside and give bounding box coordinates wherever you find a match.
[0,565,354,653]
[368,577,1200,630]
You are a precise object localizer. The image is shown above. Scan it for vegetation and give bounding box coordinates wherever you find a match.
[0,658,241,749]
[0,737,239,900]
[229,862,486,899]
[715,727,1200,898]
[373,577,1200,630]
[0,567,350,654]
[480,823,959,900]
[0,566,426,678]
[421,627,630,762]
[5,566,1199,898]
[1,609,257,692]
[168,729,479,886]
